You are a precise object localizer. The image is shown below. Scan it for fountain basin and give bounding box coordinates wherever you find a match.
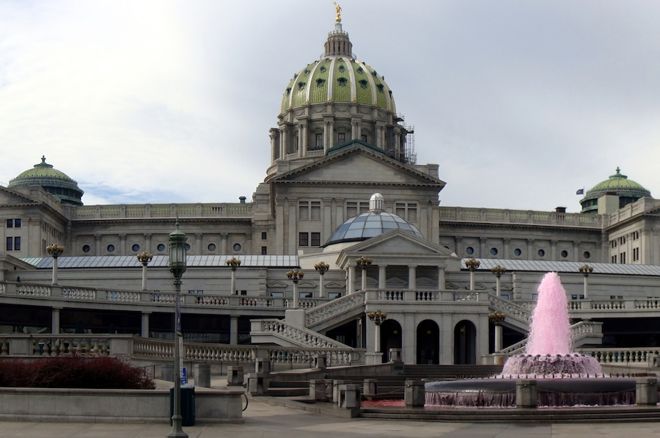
[425,378,636,407]
[501,353,603,376]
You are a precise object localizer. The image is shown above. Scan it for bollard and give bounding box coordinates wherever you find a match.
[194,363,211,388]
[515,379,537,408]
[404,379,425,407]
[227,365,244,386]
[338,384,361,409]
[309,379,330,401]
[363,379,378,400]
[636,377,658,406]
[332,379,346,403]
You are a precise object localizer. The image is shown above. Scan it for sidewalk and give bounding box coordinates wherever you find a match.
[1,397,659,438]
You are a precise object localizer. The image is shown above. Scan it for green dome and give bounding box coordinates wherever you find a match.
[9,156,84,206]
[280,24,396,115]
[580,167,651,213]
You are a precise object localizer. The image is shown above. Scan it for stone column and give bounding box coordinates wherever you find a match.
[351,118,360,140]
[51,308,60,334]
[437,267,445,290]
[378,265,386,289]
[269,128,279,161]
[361,267,367,291]
[141,312,150,338]
[300,120,308,157]
[230,316,239,345]
[347,266,355,294]
[292,282,299,309]
[408,265,416,290]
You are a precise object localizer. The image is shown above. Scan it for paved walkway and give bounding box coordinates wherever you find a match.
[0,399,659,438]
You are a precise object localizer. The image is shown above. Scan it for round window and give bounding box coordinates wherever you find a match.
[82,244,90,253]
[107,244,115,253]
[583,251,591,259]
[465,246,474,255]
[560,250,568,258]
[537,249,546,257]
[233,243,242,252]
[490,248,498,256]
[131,244,140,252]
[208,243,217,252]
[157,243,166,252]
[513,248,522,257]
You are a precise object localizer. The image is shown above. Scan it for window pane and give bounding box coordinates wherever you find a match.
[6,219,12,228]
[14,219,21,228]
[6,237,12,251]
[298,202,309,220]
[311,232,320,247]
[298,232,309,247]
[14,236,20,251]
[310,201,321,220]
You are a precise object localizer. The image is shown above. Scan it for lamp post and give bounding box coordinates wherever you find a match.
[491,265,506,298]
[579,264,593,299]
[314,261,329,298]
[287,269,304,308]
[367,310,387,354]
[356,256,372,291]
[137,251,153,291]
[465,258,480,291]
[226,257,241,295]
[46,243,64,285]
[168,221,188,438]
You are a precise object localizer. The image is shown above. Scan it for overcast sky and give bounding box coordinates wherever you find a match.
[1,0,660,211]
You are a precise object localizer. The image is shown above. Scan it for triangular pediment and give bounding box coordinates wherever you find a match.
[0,186,39,206]
[270,143,445,188]
[348,230,455,256]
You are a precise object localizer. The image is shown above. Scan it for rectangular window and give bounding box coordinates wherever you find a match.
[311,232,321,247]
[298,232,309,247]
[14,219,21,228]
[346,201,358,218]
[310,201,321,220]
[395,202,418,223]
[611,255,617,264]
[6,237,12,251]
[337,132,346,143]
[620,252,626,264]
[14,237,20,251]
[361,134,368,142]
[261,231,267,240]
[298,201,309,220]
[6,219,12,228]
[299,200,322,221]
[315,133,323,147]
[261,246,267,255]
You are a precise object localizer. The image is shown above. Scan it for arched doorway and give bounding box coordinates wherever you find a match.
[380,319,402,363]
[416,319,439,364]
[454,320,476,364]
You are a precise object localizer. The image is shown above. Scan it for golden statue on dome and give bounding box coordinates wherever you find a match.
[334,2,342,23]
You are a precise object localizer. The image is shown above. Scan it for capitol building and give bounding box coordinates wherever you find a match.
[1,14,660,366]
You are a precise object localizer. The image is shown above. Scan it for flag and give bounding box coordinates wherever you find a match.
[576,188,584,195]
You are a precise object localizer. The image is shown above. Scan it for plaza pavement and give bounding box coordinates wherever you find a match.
[0,397,658,438]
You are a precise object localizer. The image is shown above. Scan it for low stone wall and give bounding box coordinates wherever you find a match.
[0,387,243,423]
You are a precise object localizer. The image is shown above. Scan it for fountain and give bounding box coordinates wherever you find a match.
[425,272,638,407]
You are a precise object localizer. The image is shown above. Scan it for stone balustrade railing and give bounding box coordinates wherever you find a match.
[569,299,660,312]
[0,281,328,311]
[439,206,603,228]
[488,294,531,326]
[577,347,660,366]
[305,291,366,328]
[252,319,349,349]
[363,289,488,303]
[497,320,603,356]
[0,334,133,357]
[69,202,252,220]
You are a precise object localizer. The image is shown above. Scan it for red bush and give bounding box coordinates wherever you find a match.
[0,357,154,389]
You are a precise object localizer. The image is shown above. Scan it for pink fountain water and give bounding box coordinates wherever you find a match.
[501,272,602,376]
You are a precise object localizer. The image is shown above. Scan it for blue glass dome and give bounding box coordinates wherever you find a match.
[325,211,423,246]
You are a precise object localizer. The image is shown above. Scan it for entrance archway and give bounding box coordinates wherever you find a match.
[380,319,402,362]
[416,319,439,364]
[454,320,476,364]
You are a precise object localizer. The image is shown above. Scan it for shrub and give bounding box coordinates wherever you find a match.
[0,357,154,389]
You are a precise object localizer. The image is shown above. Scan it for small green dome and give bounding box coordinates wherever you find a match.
[580,167,651,213]
[280,24,396,115]
[9,156,84,206]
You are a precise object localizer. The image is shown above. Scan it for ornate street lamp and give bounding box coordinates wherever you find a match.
[168,221,188,438]
[465,258,480,291]
[367,310,387,354]
[356,256,372,291]
[579,264,594,299]
[226,257,241,295]
[137,251,153,291]
[287,269,304,308]
[314,261,330,298]
[491,265,506,297]
[46,243,64,285]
